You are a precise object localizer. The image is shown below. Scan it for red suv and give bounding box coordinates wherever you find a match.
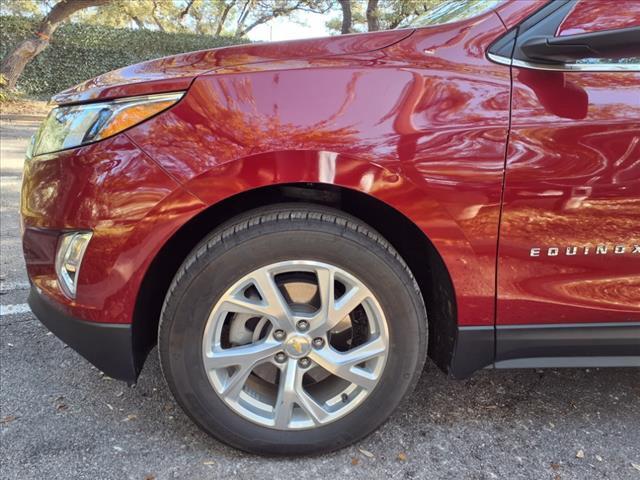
[21,0,640,454]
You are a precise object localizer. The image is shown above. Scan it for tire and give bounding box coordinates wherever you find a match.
[158,203,428,455]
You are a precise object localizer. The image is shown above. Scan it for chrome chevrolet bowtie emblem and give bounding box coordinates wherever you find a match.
[284,336,311,358]
[530,244,640,257]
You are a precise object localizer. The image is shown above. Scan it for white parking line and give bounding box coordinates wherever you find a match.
[0,281,30,292]
[0,303,31,316]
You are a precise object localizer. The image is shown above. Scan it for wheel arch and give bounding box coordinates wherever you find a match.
[132,182,459,377]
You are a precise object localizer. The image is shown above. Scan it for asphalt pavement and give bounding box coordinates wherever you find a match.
[1,115,639,479]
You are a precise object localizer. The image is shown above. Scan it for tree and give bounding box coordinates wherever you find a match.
[329,0,445,35]
[77,0,331,38]
[337,0,352,34]
[1,0,110,91]
[75,0,181,32]
[366,0,379,32]
[233,0,332,37]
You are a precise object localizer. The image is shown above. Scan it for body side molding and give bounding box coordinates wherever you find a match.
[452,322,640,377]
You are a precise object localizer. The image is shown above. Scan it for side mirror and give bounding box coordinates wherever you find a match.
[521,26,640,64]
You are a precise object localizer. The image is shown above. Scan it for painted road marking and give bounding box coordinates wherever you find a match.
[0,304,31,316]
[0,281,30,292]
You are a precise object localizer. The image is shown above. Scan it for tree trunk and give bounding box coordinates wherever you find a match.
[235,0,251,37]
[366,0,380,31]
[338,0,352,35]
[178,0,196,22]
[1,0,109,91]
[127,13,146,29]
[215,2,234,37]
[150,0,166,32]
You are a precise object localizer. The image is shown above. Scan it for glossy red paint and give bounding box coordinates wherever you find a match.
[23,6,516,330]
[126,9,511,328]
[20,0,640,344]
[497,68,640,325]
[557,0,640,36]
[21,135,204,323]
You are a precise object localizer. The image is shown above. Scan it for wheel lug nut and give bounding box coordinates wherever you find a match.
[298,357,311,368]
[312,337,324,349]
[273,329,286,341]
[274,352,287,363]
[296,320,310,332]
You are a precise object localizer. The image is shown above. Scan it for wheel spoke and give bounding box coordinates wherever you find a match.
[273,359,330,427]
[311,266,369,335]
[339,335,387,365]
[220,297,272,319]
[205,340,281,400]
[219,364,253,399]
[274,359,298,428]
[222,268,295,331]
[295,386,330,425]
[204,340,281,371]
[309,336,386,391]
[315,266,335,326]
[332,285,369,329]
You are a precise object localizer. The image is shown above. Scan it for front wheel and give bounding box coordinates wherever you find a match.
[158,204,428,454]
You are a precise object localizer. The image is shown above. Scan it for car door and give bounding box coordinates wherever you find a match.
[491,0,640,366]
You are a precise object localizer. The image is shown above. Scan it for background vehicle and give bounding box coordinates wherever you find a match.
[21,0,640,454]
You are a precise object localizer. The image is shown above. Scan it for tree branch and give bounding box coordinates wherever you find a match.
[215,2,234,37]
[1,0,110,90]
[150,0,166,32]
[235,0,252,35]
[178,0,196,21]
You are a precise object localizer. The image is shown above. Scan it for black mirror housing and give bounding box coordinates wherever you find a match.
[521,27,640,64]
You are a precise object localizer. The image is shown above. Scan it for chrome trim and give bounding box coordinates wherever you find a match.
[487,52,640,72]
[53,91,185,108]
[103,91,185,105]
[55,231,93,299]
[486,52,512,67]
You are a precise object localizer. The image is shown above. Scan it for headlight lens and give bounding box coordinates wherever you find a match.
[30,92,183,157]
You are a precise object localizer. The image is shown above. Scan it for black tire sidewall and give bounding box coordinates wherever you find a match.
[159,212,427,454]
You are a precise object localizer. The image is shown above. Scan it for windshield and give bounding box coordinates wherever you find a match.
[400,0,502,28]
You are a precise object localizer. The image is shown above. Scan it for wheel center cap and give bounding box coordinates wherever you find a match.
[284,335,311,358]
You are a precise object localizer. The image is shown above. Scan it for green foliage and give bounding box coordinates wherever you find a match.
[0,15,247,98]
[0,73,25,104]
[0,74,8,102]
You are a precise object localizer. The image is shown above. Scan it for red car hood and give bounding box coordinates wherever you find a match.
[52,29,413,105]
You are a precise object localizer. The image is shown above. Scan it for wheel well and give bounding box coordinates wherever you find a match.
[132,183,457,375]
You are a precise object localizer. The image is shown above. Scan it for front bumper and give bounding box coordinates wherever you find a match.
[28,286,138,382]
[21,131,206,382]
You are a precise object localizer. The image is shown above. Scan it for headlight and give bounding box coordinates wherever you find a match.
[55,232,93,299]
[30,92,183,157]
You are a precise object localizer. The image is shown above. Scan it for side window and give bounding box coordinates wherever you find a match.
[557,0,640,65]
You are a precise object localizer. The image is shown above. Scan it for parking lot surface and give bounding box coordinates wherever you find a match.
[1,115,639,479]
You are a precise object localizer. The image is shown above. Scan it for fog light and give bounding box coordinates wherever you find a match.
[55,232,92,298]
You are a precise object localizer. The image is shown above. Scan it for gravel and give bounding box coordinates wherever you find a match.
[1,116,639,480]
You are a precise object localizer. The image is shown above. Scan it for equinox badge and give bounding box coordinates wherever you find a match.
[530,244,640,257]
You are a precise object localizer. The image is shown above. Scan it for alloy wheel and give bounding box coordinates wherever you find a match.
[201,260,389,430]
